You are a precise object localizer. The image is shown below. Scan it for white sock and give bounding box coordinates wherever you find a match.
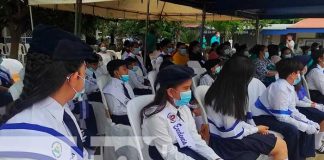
[315,132,324,150]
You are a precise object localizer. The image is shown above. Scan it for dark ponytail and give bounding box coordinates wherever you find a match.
[2,53,83,123]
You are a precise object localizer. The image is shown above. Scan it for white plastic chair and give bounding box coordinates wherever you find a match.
[18,43,27,65]
[191,74,201,94]
[96,75,112,117]
[192,68,206,76]
[88,101,109,135]
[1,58,24,76]
[127,95,155,160]
[24,43,30,52]
[147,71,157,94]
[301,75,311,99]
[187,61,202,69]
[5,43,11,57]
[194,85,210,124]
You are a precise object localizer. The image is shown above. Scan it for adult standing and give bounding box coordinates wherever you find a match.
[210,32,221,45]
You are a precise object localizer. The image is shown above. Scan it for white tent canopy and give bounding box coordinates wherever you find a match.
[28,0,241,21]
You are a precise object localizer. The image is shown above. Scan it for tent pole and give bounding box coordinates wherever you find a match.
[74,0,82,37]
[200,0,206,51]
[29,6,34,31]
[255,17,260,44]
[144,0,150,66]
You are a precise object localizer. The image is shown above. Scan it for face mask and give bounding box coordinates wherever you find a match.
[224,49,231,55]
[120,74,130,83]
[88,67,96,73]
[283,54,292,59]
[215,66,222,74]
[67,75,85,101]
[100,47,107,52]
[167,48,173,54]
[132,66,139,72]
[134,48,140,54]
[293,73,301,85]
[264,51,269,59]
[243,51,250,57]
[179,49,187,55]
[278,51,282,57]
[307,50,312,56]
[174,90,192,107]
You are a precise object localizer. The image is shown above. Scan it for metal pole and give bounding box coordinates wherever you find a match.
[255,17,260,44]
[29,6,34,31]
[200,1,206,55]
[74,0,82,37]
[144,0,150,66]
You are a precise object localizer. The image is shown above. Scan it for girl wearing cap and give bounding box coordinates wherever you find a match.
[199,59,222,86]
[0,25,93,159]
[206,56,288,160]
[141,65,221,160]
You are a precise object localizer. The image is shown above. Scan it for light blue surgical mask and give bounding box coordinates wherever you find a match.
[293,74,301,85]
[283,53,292,59]
[88,67,95,73]
[167,48,174,54]
[0,56,3,64]
[307,50,312,56]
[179,48,187,55]
[264,52,269,59]
[215,66,222,74]
[132,66,139,72]
[67,75,86,101]
[134,48,141,54]
[120,74,130,83]
[174,90,192,107]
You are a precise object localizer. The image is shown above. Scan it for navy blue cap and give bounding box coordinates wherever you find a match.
[29,25,94,61]
[156,65,195,87]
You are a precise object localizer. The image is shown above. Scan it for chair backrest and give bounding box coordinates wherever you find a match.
[301,75,311,99]
[126,95,154,147]
[192,68,206,76]
[1,58,24,75]
[0,43,5,55]
[147,71,157,94]
[88,101,109,135]
[187,61,202,69]
[194,85,210,124]
[96,75,112,114]
[6,43,11,56]
[24,43,30,52]
[191,74,202,94]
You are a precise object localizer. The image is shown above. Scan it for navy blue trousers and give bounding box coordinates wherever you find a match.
[0,92,13,106]
[148,144,208,160]
[310,90,324,104]
[253,115,315,160]
[111,114,130,126]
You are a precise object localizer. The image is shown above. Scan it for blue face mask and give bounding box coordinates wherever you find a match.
[68,75,85,101]
[120,74,130,83]
[174,90,192,107]
[215,66,222,74]
[307,50,312,56]
[167,48,174,54]
[293,74,301,85]
[264,52,270,59]
[132,66,139,72]
[88,67,95,73]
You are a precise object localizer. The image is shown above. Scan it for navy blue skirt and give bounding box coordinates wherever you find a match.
[209,133,276,160]
[297,107,324,124]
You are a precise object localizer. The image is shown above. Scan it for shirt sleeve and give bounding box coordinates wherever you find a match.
[129,71,148,89]
[268,87,309,132]
[313,70,324,95]
[185,108,221,160]
[296,94,312,108]
[147,115,196,160]
[223,115,258,138]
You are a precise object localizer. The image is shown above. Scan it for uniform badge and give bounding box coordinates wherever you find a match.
[167,113,176,123]
[51,141,62,158]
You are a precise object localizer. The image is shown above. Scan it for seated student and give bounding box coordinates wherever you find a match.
[253,59,320,160]
[103,59,135,125]
[125,57,152,95]
[205,56,287,160]
[84,54,102,102]
[141,65,221,160]
[152,39,173,71]
[294,57,324,153]
[172,42,189,65]
[199,59,221,86]
[307,49,324,104]
[281,47,293,59]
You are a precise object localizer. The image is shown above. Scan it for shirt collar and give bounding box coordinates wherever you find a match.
[112,77,124,84]
[38,97,66,122]
[165,101,179,113]
[278,79,295,92]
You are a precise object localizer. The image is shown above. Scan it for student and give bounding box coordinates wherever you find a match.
[188,41,205,67]
[199,59,221,86]
[205,56,287,160]
[103,59,134,125]
[84,54,102,102]
[125,57,152,95]
[172,42,189,65]
[0,25,94,159]
[281,47,293,59]
[306,49,324,104]
[141,65,221,160]
[122,41,147,76]
[152,39,172,71]
[253,59,320,160]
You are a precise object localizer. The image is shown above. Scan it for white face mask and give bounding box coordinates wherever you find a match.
[244,51,250,57]
[179,48,187,55]
[67,74,85,101]
[100,47,107,52]
[283,54,292,59]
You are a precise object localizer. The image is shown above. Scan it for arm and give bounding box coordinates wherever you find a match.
[185,108,221,160]
[147,115,195,160]
[312,71,324,95]
[129,72,149,89]
[296,95,312,108]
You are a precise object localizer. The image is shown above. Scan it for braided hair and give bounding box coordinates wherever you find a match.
[2,53,83,123]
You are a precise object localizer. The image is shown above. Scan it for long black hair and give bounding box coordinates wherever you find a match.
[2,53,83,123]
[205,56,255,120]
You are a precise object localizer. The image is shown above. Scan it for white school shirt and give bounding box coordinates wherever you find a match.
[199,74,214,86]
[248,78,266,126]
[152,51,165,71]
[103,78,135,116]
[255,79,311,132]
[0,97,88,159]
[206,106,258,140]
[142,102,220,160]
[306,64,324,95]
[128,69,149,90]
[84,68,99,94]
[123,52,147,76]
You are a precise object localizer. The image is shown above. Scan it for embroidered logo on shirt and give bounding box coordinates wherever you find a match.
[167,113,176,123]
[51,141,62,158]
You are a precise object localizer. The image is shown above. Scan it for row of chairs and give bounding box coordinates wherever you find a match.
[0,43,29,65]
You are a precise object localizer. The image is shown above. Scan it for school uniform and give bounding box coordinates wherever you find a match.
[122,51,147,76]
[206,104,276,160]
[84,68,102,102]
[142,102,221,160]
[199,74,214,86]
[252,79,316,160]
[152,51,166,71]
[306,64,324,104]
[0,65,12,88]
[0,97,88,159]
[103,77,135,125]
[97,52,113,75]
[128,69,152,95]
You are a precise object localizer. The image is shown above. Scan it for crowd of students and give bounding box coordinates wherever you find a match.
[0,26,324,160]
